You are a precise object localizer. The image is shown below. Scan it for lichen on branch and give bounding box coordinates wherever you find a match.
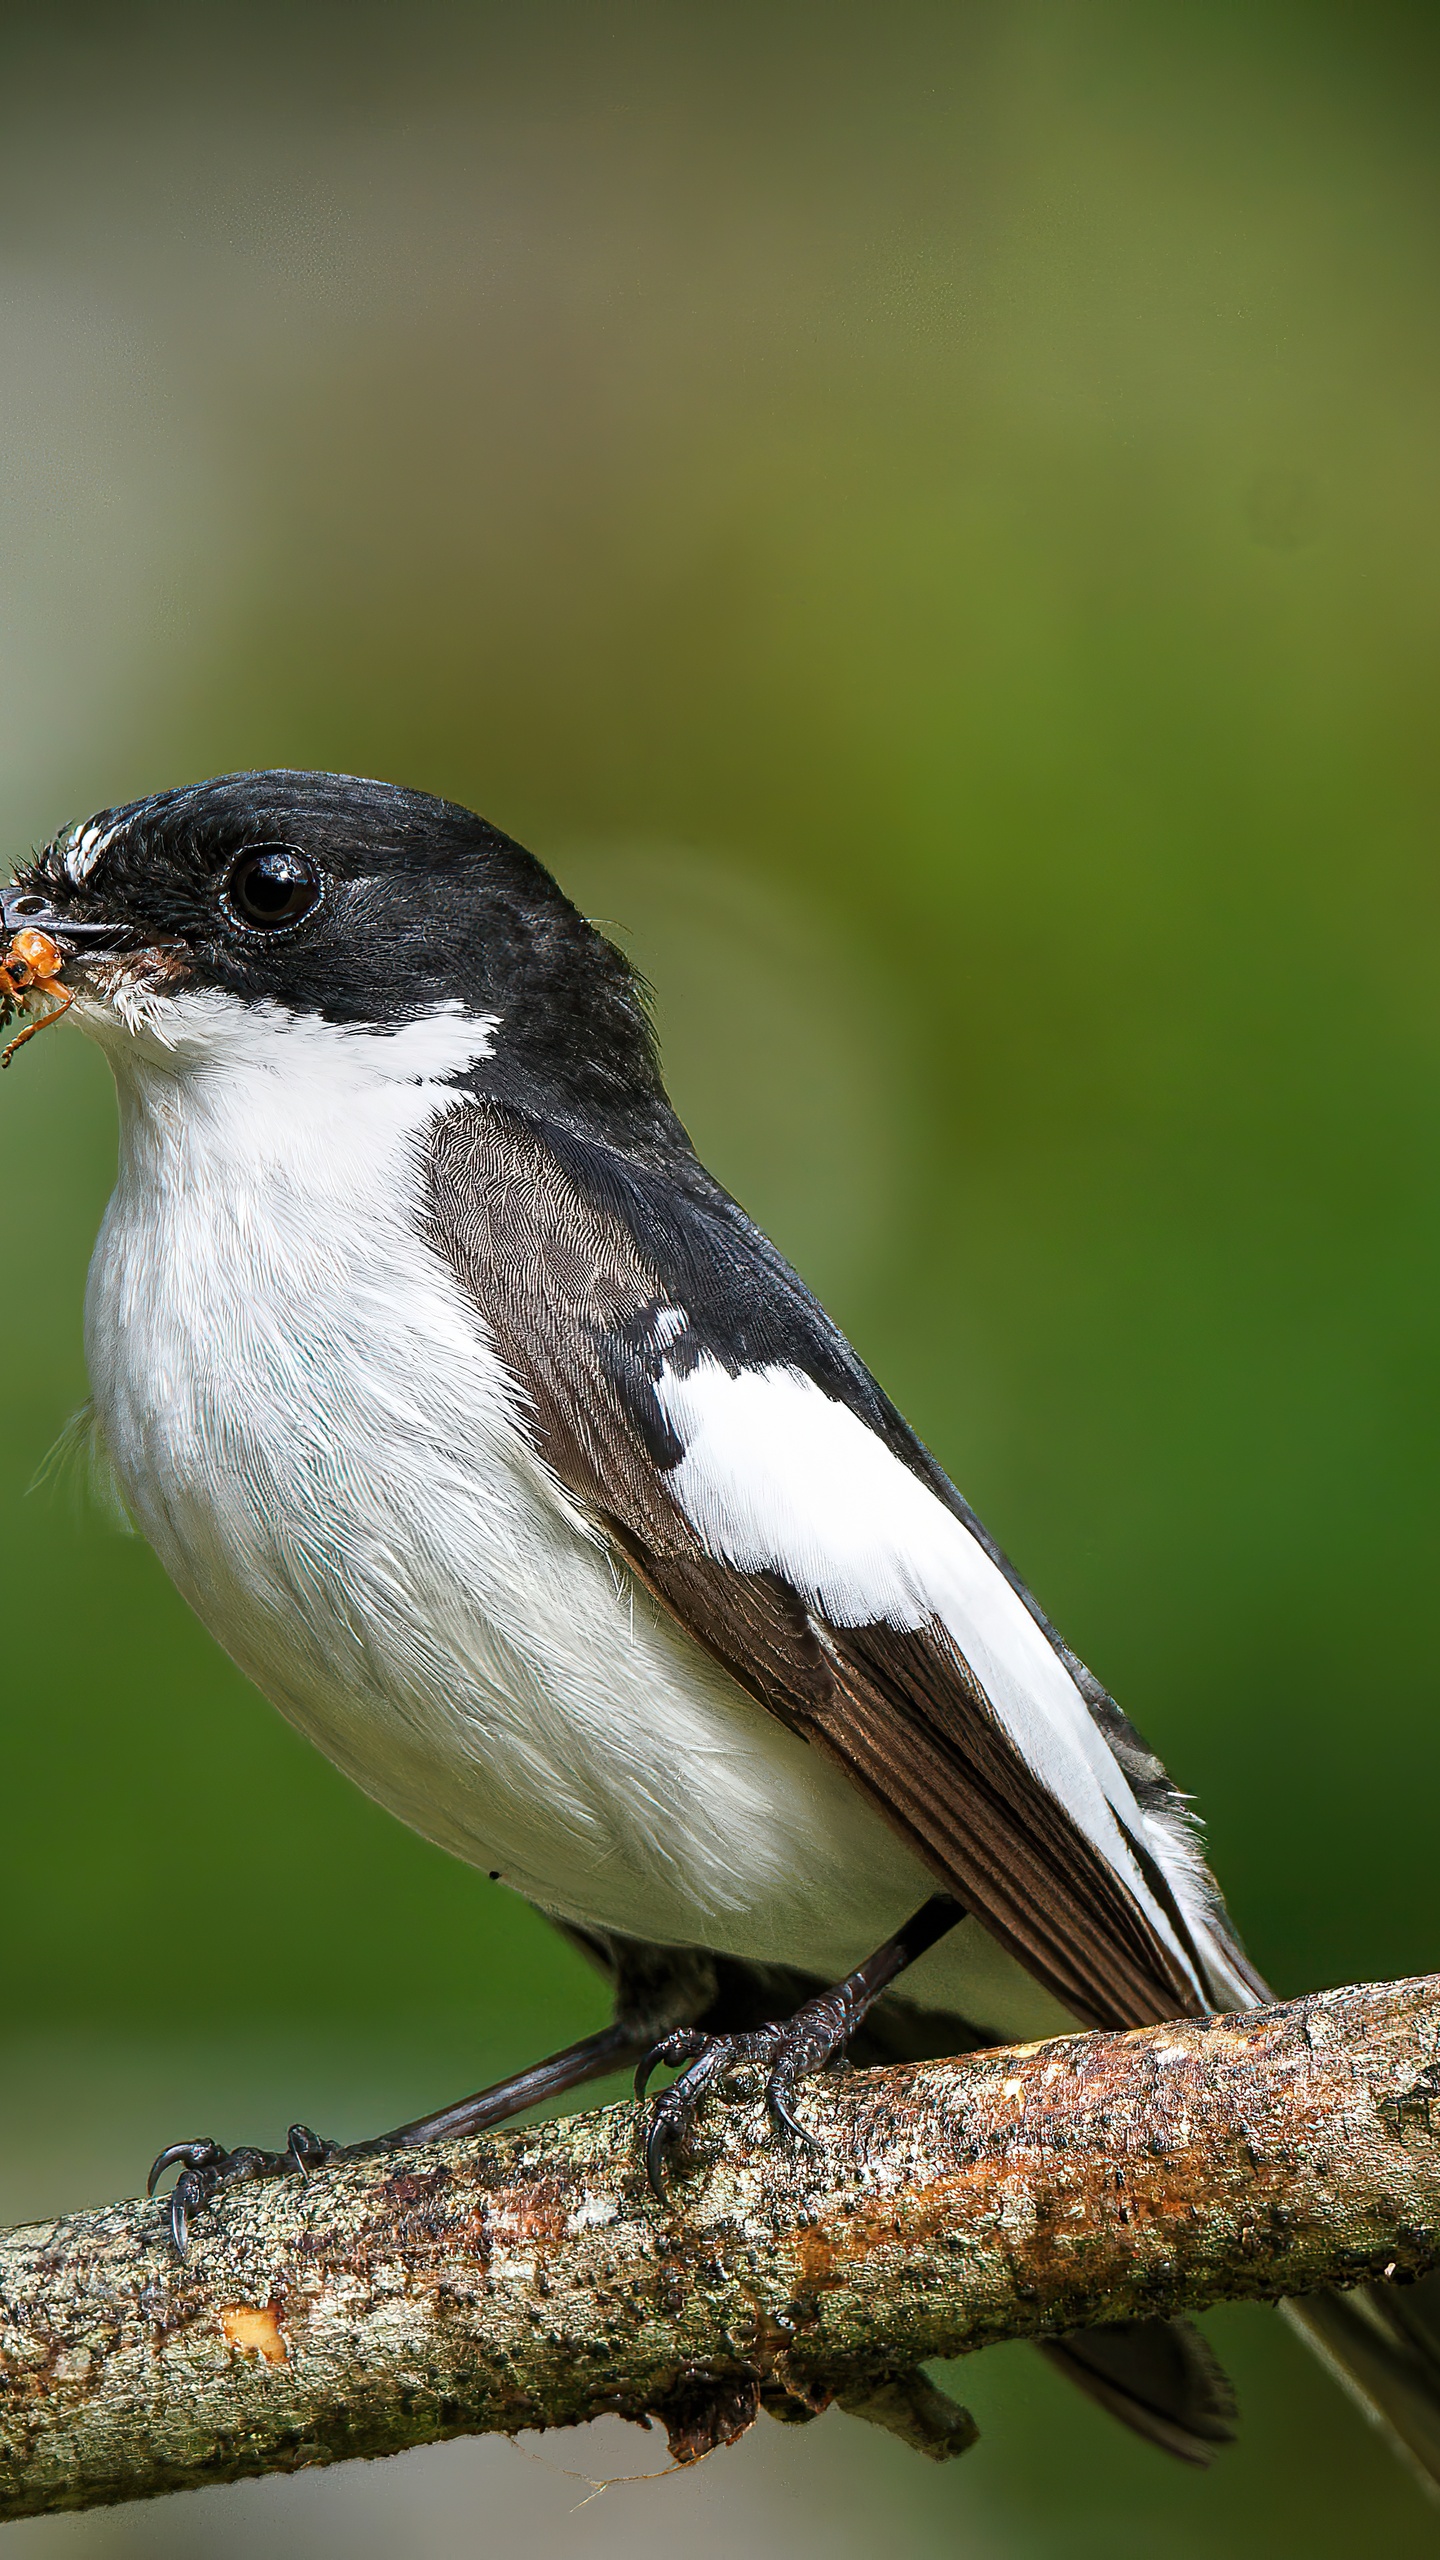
[3,1974,1439,2520]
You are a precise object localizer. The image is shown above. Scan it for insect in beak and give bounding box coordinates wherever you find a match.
[0,929,74,1067]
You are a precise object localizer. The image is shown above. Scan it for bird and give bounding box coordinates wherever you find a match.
[5,767,1439,2483]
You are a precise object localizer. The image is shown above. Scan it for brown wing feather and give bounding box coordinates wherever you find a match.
[424,1101,1207,2030]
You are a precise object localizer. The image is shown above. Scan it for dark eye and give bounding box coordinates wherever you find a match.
[222,844,323,931]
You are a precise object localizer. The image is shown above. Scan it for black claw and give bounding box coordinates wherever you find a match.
[170,2168,208,2260]
[635,2028,704,2104]
[643,2078,706,2199]
[645,2108,678,2201]
[766,2080,822,2151]
[286,2124,331,2177]
[147,2137,222,2200]
[640,2039,762,2197]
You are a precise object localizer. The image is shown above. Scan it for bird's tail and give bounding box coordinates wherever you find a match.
[1211,1931,1440,2497]
[1036,2270,1440,2485]
[1284,2279,1440,2499]
[1039,2317,1238,2464]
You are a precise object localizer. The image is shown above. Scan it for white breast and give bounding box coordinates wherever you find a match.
[80,988,1070,2028]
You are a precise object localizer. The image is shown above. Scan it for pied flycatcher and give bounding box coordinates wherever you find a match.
[6,770,1437,2478]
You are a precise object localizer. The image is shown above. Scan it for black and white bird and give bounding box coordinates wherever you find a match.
[7,770,1440,2479]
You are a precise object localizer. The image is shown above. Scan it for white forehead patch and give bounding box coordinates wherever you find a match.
[63,817,124,885]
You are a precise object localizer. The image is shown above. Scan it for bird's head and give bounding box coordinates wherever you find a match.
[3,770,670,1138]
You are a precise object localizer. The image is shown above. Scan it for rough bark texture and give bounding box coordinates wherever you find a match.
[3,1975,1440,2519]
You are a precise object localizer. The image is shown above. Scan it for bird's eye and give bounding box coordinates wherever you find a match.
[222,844,323,932]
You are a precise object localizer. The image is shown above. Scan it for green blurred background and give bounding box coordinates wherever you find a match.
[3,2,1440,2549]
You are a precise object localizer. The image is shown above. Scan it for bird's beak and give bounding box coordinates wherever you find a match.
[0,884,126,954]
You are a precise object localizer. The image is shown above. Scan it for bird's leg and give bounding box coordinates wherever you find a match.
[148,1953,712,2259]
[636,1894,965,2199]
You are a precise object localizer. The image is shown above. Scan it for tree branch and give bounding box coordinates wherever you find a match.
[4,1974,1440,2519]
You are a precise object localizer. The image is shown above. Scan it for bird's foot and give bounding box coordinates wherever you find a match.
[143,2013,675,2259]
[147,2125,336,2259]
[636,1984,854,2198]
[634,1896,969,2198]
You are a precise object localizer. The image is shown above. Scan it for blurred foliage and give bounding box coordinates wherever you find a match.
[2,1,1440,2545]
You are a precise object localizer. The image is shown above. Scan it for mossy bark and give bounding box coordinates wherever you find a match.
[3,1975,1439,2518]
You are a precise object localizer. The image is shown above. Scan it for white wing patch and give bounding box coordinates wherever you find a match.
[657,1354,1207,1997]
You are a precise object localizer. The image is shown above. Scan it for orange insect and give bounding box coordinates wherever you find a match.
[0,928,74,1067]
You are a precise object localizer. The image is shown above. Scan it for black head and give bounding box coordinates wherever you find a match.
[7,771,680,1148]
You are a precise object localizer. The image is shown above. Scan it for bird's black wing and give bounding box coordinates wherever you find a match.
[422,1098,1257,2031]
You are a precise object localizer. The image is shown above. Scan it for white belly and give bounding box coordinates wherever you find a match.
[82,999,1072,2044]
